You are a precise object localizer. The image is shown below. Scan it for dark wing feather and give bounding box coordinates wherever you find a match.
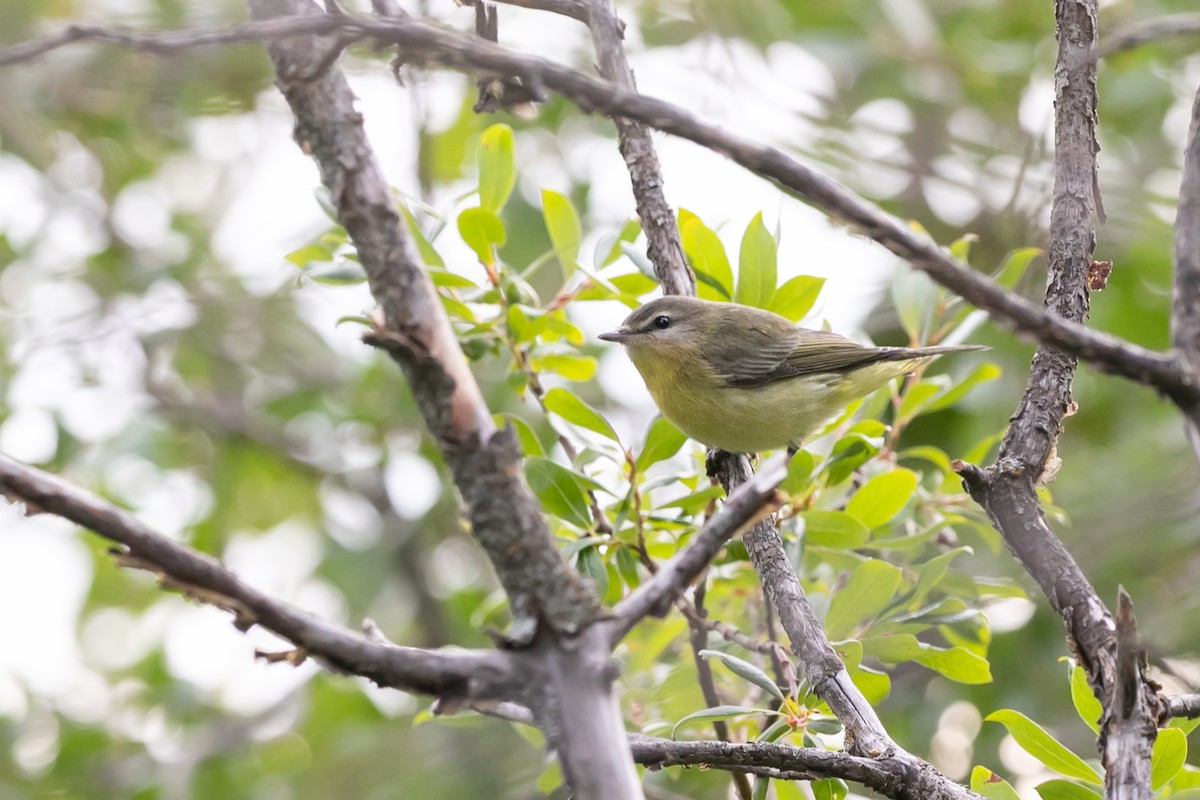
[705,322,901,389]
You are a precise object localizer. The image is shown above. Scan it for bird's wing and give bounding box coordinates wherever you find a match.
[707,327,899,388]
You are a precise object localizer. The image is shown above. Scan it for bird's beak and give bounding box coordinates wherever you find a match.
[599,330,630,343]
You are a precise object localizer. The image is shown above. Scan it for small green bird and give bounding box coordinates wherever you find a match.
[599,295,985,454]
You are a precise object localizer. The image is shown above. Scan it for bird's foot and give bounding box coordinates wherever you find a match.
[705,448,722,478]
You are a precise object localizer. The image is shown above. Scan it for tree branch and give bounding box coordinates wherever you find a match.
[580,0,693,295]
[955,3,1161,798]
[1099,13,1200,58]
[0,454,518,699]
[3,14,1194,404]
[607,453,787,642]
[628,735,981,800]
[1171,82,1200,466]
[1163,694,1200,720]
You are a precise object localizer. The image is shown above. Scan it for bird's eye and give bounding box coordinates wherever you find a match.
[653,315,671,330]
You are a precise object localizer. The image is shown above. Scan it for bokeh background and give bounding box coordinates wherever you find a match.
[1,0,1199,797]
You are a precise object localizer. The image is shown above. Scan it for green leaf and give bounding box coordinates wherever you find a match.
[862,633,923,662]
[985,710,1102,784]
[751,776,770,800]
[699,649,785,702]
[896,380,944,424]
[530,354,597,381]
[400,203,446,268]
[524,457,594,529]
[597,220,642,267]
[543,387,619,442]
[636,416,687,471]
[679,208,733,300]
[1068,662,1102,734]
[848,666,891,704]
[303,264,367,285]
[825,559,903,639]
[781,449,815,495]
[1035,780,1102,800]
[800,510,870,549]
[769,275,825,322]
[496,413,546,456]
[926,362,1002,412]
[735,211,777,309]
[615,545,641,588]
[1151,727,1188,790]
[542,189,582,275]
[477,124,516,213]
[892,262,938,342]
[970,767,1022,800]
[995,247,1042,289]
[915,646,992,684]
[913,548,968,604]
[576,546,609,602]
[811,778,847,800]
[286,243,332,267]
[846,469,918,529]
[950,232,978,262]
[671,706,770,738]
[457,206,506,265]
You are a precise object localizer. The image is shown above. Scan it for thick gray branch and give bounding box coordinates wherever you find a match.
[629,736,982,800]
[0,455,518,698]
[956,4,1160,799]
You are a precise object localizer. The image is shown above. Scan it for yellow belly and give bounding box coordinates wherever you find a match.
[633,352,919,453]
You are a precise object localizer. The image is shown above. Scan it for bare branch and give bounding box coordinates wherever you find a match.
[628,735,983,800]
[0,454,518,699]
[489,0,589,24]
[956,3,1161,798]
[1163,694,1200,720]
[608,453,787,641]
[1102,589,1157,797]
[2,15,1188,401]
[580,0,693,296]
[1172,82,1200,466]
[1100,13,1200,58]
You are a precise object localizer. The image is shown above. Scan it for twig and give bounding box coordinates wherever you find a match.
[685,582,754,800]
[1171,82,1200,467]
[488,0,589,25]
[607,453,788,641]
[675,599,797,694]
[2,15,1191,403]
[628,735,983,800]
[1102,589,1157,797]
[0,454,519,698]
[1163,694,1200,719]
[1099,13,1200,58]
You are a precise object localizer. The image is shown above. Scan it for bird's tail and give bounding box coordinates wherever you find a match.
[883,344,989,360]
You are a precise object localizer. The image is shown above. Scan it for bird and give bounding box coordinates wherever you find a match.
[599,295,986,455]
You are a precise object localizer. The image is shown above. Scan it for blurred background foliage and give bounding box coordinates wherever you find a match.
[1,0,1200,798]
